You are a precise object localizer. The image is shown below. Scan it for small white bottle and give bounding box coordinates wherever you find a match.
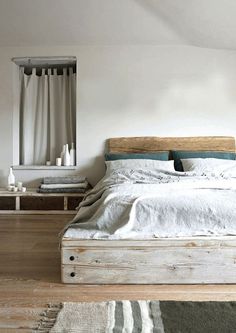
[8,167,15,186]
[63,144,71,166]
[70,142,76,166]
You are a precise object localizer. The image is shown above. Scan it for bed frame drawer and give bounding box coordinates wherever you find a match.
[20,196,64,210]
[0,197,16,210]
[67,197,83,210]
[0,188,89,214]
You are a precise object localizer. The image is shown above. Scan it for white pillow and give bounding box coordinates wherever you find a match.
[181,158,236,176]
[105,159,175,174]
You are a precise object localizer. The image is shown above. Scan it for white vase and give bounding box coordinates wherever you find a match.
[8,167,15,186]
[63,144,71,166]
[70,142,76,166]
[60,145,66,161]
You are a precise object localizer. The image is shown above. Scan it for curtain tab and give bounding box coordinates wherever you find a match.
[32,68,36,75]
[19,67,24,77]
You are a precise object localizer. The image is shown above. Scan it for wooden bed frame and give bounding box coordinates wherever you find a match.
[61,136,236,284]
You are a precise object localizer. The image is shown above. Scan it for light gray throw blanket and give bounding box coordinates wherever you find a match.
[38,188,87,193]
[41,181,88,189]
[43,176,87,184]
[63,169,236,239]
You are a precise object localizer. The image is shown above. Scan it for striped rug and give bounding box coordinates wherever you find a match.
[35,300,236,332]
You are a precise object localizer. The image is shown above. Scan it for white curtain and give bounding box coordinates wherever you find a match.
[20,67,76,165]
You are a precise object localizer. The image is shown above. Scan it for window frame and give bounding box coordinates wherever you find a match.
[12,56,78,169]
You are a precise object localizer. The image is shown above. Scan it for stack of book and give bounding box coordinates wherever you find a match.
[38,176,90,193]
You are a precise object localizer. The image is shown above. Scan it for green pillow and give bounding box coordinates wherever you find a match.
[105,152,169,161]
[172,150,235,171]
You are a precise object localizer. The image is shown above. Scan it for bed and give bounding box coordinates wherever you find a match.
[61,136,236,284]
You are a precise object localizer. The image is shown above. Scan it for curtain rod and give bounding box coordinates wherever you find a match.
[12,56,77,67]
[12,56,76,62]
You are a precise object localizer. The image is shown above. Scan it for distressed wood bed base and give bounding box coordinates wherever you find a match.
[61,136,236,284]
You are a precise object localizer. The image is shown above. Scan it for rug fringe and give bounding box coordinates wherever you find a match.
[33,303,63,332]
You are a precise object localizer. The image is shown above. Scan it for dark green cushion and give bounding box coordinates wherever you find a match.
[105,152,169,161]
[172,150,236,171]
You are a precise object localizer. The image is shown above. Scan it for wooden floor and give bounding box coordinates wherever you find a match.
[1,215,236,331]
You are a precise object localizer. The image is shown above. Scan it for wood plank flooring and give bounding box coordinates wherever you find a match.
[0,215,236,331]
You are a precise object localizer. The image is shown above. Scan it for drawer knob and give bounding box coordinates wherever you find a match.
[70,256,75,261]
[70,272,75,277]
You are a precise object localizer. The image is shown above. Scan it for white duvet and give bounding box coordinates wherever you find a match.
[63,168,236,239]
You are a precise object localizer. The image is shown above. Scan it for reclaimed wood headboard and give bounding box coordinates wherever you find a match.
[108,136,236,153]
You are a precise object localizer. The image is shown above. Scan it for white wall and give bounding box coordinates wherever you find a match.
[0,45,236,186]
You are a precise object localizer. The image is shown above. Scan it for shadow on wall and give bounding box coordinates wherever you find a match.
[135,0,236,49]
[0,170,5,187]
[79,155,106,187]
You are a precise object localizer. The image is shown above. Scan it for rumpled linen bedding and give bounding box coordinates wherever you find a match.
[63,168,236,239]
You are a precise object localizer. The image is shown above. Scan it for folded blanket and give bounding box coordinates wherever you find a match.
[41,181,88,190]
[43,176,87,184]
[37,188,87,193]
